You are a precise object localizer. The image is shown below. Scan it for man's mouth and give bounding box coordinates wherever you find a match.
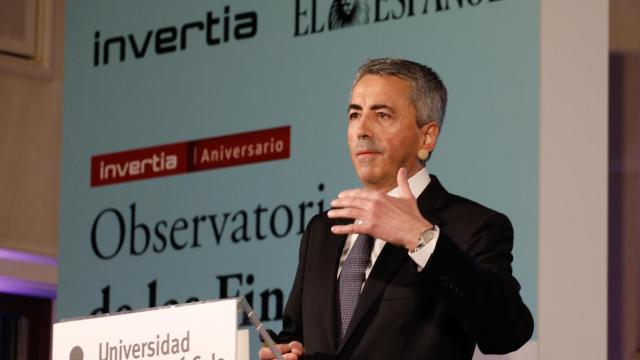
[356,150,380,157]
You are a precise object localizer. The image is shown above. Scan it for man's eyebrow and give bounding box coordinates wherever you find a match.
[348,103,396,112]
[371,104,395,113]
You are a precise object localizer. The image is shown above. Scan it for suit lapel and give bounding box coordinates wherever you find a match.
[336,174,451,353]
[321,217,349,352]
[416,175,449,224]
[337,242,407,352]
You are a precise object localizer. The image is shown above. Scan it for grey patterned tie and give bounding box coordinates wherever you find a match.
[337,233,374,341]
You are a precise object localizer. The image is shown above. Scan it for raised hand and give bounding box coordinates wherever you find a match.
[328,167,432,250]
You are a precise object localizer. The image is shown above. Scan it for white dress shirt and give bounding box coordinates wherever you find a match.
[337,167,440,281]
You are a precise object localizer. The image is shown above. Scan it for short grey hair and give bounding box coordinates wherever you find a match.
[353,58,448,128]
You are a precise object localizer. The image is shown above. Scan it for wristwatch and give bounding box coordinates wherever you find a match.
[408,226,437,254]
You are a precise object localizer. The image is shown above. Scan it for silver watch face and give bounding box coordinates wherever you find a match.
[421,228,436,243]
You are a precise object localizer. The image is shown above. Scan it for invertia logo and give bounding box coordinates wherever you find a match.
[294,0,504,37]
[90,126,290,187]
[93,5,258,66]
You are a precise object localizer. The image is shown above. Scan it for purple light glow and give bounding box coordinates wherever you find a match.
[0,248,57,266]
[0,276,57,299]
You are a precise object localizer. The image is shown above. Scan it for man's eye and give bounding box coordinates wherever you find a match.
[377,112,390,119]
[349,112,360,120]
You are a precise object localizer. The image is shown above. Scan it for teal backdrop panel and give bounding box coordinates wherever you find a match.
[60,0,539,352]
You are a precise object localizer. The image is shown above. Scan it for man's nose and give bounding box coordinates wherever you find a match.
[355,113,374,139]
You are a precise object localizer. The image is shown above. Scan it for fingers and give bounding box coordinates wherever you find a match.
[337,188,364,198]
[331,224,364,235]
[327,207,366,221]
[329,189,383,225]
[258,342,304,360]
[396,167,414,199]
[331,189,384,211]
[288,341,305,355]
[258,346,273,359]
[329,191,374,222]
[330,196,371,211]
[257,344,288,359]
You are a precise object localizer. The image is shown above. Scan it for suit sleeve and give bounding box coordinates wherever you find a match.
[423,212,534,354]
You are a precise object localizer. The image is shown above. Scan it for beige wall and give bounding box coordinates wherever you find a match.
[0,0,63,286]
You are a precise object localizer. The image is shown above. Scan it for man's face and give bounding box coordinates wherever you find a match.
[348,75,425,191]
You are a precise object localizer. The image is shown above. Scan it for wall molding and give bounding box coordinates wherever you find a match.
[0,0,56,80]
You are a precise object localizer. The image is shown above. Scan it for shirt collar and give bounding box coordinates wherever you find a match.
[387,167,430,198]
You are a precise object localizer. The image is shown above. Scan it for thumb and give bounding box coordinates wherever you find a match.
[397,167,413,199]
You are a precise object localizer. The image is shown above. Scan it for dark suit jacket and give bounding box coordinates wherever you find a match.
[278,175,534,359]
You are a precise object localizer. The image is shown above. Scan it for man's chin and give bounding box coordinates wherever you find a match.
[356,171,386,188]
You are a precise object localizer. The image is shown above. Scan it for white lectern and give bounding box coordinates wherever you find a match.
[52,297,283,360]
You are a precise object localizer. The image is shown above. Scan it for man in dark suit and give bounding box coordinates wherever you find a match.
[260,58,533,359]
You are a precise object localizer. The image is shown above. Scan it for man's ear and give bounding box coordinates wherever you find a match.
[419,122,440,153]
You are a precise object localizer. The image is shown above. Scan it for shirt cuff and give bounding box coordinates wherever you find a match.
[408,225,439,271]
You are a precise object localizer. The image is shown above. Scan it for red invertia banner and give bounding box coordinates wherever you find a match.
[90,126,291,187]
